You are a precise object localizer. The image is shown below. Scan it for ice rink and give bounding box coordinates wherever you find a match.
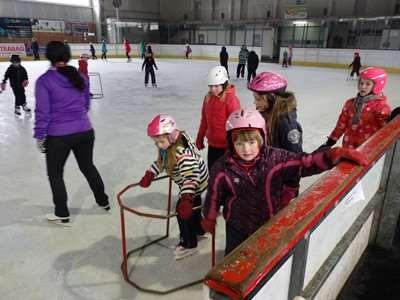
[1,58,399,300]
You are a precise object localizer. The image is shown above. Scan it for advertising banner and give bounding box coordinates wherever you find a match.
[0,18,32,37]
[0,43,26,57]
[65,22,89,36]
[31,19,65,33]
[283,6,308,19]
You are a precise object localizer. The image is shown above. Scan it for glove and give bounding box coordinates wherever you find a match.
[36,139,46,153]
[201,218,216,235]
[388,106,400,122]
[195,136,205,150]
[139,170,155,188]
[22,80,29,87]
[330,147,368,166]
[0,82,6,91]
[318,137,336,149]
[176,194,194,220]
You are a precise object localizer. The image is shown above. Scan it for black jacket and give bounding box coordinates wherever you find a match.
[142,54,157,69]
[272,110,303,153]
[349,56,361,70]
[2,65,28,88]
[31,41,39,52]
[220,49,228,66]
[247,51,259,70]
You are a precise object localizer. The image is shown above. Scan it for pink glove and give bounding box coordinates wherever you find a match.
[330,147,368,166]
[176,194,194,220]
[139,170,155,188]
[201,218,216,235]
[22,80,29,87]
[195,136,205,150]
[0,83,5,91]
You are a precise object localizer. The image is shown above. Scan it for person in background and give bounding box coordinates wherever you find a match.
[142,45,158,87]
[32,37,40,60]
[247,50,259,83]
[185,43,192,59]
[101,39,107,60]
[1,54,31,115]
[236,45,248,78]
[219,46,229,77]
[124,38,131,62]
[282,50,288,68]
[34,41,110,225]
[288,45,293,66]
[89,43,97,60]
[349,52,361,80]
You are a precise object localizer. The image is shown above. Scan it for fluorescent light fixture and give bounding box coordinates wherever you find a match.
[293,21,308,26]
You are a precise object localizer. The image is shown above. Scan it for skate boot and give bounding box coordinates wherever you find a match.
[152,83,157,87]
[145,84,149,87]
[46,213,70,226]
[14,107,22,115]
[22,104,31,113]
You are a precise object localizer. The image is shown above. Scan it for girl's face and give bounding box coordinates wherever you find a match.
[152,135,171,150]
[358,79,374,96]
[233,138,260,161]
[253,92,269,112]
[209,85,224,96]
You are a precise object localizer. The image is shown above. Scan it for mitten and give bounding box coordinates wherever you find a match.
[318,137,336,149]
[330,147,367,166]
[36,139,46,153]
[139,170,155,188]
[0,82,6,91]
[195,136,205,150]
[176,194,194,220]
[201,218,216,235]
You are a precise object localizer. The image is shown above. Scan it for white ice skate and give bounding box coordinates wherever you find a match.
[22,104,31,113]
[14,107,21,115]
[46,213,71,227]
[174,246,198,260]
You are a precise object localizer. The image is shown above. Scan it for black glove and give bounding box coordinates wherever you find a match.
[318,137,336,149]
[388,107,400,122]
[36,139,46,153]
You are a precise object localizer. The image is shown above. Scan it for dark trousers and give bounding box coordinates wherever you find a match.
[144,67,156,84]
[221,63,229,77]
[45,129,109,218]
[350,68,360,77]
[91,52,97,59]
[177,195,204,248]
[207,146,226,172]
[12,86,26,107]
[236,64,245,78]
[33,51,40,60]
[282,58,288,68]
[101,52,107,60]
[225,224,249,255]
[247,68,257,83]
[126,52,131,60]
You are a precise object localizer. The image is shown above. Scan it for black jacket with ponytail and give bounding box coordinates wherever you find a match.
[46,41,86,91]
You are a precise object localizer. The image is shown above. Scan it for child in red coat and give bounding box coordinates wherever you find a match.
[321,67,391,149]
[78,53,90,78]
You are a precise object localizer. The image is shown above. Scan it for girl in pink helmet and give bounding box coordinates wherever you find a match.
[248,72,303,154]
[138,114,209,260]
[201,108,367,255]
[196,66,241,170]
[321,67,391,149]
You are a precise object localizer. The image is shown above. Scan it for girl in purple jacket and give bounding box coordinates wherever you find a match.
[34,41,109,225]
[201,108,367,255]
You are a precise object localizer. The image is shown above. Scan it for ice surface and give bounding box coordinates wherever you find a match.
[0,58,399,300]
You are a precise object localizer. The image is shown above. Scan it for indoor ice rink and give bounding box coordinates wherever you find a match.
[1,1,400,300]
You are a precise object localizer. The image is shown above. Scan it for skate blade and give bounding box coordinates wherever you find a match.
[47,219,72,227]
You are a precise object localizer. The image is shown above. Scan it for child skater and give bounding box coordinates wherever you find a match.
[139,114,209,260]
[142,45,158,87]
[1,54,31,115]
[195,66,241,171]
[201,108,367,255]
[348,52,361,80]
[320,67,391,149]
[78,53,90,78]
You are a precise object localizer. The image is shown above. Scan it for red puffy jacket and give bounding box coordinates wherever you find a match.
[329,95,391,148]
[196,85,241,149]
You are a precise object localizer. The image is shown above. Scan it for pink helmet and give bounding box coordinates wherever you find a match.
[226,108,266,136]
[147,114,179,141]
[247,72,287,94]
[359,67,387,94]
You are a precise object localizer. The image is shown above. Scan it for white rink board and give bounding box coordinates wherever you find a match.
[304,156,385,287]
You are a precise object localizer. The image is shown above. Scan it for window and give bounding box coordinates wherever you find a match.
[19,0,90,7]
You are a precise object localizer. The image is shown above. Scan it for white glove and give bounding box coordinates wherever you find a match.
[36,139,46,153]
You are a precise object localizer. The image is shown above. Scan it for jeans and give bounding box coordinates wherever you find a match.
[45,129,109,217]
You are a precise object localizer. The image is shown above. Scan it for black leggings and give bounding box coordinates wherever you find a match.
[45,129,109,217]
[207,146,226,172]
[12,86,26,107]
[144,67,156,84]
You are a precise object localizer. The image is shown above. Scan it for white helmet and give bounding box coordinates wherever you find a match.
[207,66,229,85]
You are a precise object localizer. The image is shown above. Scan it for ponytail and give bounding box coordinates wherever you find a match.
[57,66,86,91]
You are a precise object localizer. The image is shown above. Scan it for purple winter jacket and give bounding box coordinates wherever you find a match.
[34,68,91,140]
[202,146,333,237]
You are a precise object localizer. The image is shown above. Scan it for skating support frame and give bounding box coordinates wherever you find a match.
[117,175,216,295]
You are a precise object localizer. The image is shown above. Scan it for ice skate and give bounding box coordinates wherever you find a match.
[145,84,149,87]
[152,83,157,87]
[22,104,31,113]
[46,213,71,226]
[174,246,198,260]
[14,107,21,115]
[99,204,111,213]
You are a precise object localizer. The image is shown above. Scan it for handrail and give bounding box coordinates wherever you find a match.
[204,117,400,299]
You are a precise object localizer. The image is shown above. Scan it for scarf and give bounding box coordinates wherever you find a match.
[352,93,377,125]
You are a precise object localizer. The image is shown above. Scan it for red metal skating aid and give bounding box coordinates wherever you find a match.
[117,175,216,294]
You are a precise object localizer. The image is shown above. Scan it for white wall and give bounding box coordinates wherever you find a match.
[280,47,400,69]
